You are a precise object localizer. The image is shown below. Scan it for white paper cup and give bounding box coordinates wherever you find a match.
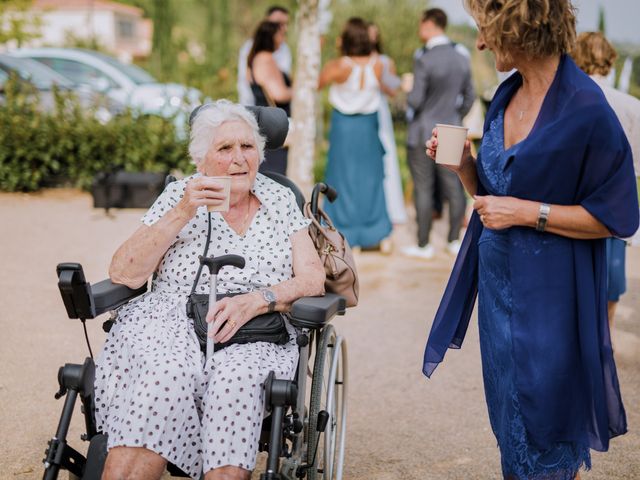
[435,124,469,166]
[207,176,232,213]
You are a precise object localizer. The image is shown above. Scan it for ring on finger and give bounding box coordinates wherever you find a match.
[480,215,485,223]
[228,319,237,329]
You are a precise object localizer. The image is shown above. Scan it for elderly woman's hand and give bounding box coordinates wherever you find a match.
[206,292,263,344]
[176,176,229,219]
[474,195,537,230]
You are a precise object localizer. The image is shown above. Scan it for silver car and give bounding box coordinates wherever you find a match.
[0,54,119,122]
[11,47,204,135]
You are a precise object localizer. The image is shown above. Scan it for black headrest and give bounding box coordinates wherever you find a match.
[188,103,289,150]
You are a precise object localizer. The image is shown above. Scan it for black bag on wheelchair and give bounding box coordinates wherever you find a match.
[91,171,167,210]
[186,292,289,352]
[185,210,289,353]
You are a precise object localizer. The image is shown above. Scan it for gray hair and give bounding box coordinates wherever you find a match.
[188,100,266,165]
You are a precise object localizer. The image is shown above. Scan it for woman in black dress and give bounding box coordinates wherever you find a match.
[247,21,292,175]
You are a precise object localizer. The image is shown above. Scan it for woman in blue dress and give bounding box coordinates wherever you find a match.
[422,1,638,479]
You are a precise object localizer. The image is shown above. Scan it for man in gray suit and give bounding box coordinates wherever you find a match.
[403,8,475,259]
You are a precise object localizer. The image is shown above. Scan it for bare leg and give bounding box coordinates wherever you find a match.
[205,465,251,480]
[102,446,166,480]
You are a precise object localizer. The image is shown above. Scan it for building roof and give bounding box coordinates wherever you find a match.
[33,0,144,18]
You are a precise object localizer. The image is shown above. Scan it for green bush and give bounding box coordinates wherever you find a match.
[0,78,193,192]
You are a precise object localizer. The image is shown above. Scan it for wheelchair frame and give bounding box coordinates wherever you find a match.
[43,178,349,480]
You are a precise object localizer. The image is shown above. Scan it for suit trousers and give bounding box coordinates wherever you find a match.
[407,145,466,246]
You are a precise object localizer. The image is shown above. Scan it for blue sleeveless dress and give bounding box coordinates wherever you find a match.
[323,110,391,248]
[477,110,591,479]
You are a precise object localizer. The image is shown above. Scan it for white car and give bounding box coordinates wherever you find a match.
[0,54,121,123]
[11,47,203,134]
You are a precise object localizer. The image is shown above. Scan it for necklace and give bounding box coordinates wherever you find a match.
[514,92,529,121]
[515,62,558,122]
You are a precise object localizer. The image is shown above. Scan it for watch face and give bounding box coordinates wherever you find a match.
[263,289,276,303]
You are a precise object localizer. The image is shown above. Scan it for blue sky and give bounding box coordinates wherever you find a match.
[431,0,640,45]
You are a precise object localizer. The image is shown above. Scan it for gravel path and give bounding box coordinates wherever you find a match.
[0,189,638,479]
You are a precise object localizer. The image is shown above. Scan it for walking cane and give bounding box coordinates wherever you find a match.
[199,255,246,360]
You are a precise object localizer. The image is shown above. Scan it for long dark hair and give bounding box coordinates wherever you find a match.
[340,17,372,57]
[368,22,383,54]
[247,21,280,68]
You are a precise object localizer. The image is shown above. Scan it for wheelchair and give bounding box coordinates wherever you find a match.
[42,106,349,480]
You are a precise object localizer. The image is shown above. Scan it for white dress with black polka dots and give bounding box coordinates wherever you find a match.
[94,173,310,477]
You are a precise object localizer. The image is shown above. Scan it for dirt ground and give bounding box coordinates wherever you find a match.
[1,189,638,480]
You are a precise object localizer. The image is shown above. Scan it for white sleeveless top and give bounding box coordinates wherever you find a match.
[328,56,381,115]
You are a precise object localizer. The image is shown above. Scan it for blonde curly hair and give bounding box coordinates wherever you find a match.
[572,32,617,76]
[465,0,576,60]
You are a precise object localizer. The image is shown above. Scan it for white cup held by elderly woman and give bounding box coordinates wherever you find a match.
[435,124,469,166]
[207,176,232,213]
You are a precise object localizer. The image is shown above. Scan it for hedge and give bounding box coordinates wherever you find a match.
[0,78,193,192]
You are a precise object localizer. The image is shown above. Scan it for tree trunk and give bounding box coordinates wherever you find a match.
[288,0,321,197]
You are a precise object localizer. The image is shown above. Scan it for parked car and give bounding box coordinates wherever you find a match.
[0,54,119,122]
[11,48,203,134]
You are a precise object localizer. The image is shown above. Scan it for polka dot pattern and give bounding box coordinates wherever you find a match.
[94,173,308,477]
[141,173,310,296]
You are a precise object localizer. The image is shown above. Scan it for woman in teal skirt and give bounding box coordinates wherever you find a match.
[318,17,392,248]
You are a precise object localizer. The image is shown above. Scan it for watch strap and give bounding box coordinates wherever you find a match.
[536,203,551,232]
[262,289,276,313]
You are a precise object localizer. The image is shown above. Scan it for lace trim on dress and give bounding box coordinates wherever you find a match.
[501,391,591,480]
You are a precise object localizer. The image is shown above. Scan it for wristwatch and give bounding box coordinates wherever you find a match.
[536,203,551,232]
[261,289,276,313]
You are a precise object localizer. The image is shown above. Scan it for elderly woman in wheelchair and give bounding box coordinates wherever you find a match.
[94,100,325,479]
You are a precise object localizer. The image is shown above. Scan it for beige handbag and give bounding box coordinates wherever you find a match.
[304,203,359,307]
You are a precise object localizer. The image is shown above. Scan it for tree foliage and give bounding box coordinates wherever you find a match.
[0,0,42,47]
[0,78,190,192]
[115,0,502,102]
[597,5,606,34]
[321,0,424,74]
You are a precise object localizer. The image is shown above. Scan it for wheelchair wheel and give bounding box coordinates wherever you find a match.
[306,324,348,480]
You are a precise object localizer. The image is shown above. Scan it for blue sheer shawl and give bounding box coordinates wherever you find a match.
[423,55,639,452]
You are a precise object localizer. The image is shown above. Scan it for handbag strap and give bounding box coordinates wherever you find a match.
[304,202,336,229]
[304,203,339,245]
[189,212,213,297]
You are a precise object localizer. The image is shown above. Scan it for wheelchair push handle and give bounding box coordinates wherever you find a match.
[310,182,338,219]
[199,254,245,275]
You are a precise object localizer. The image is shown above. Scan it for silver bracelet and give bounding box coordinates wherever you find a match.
[536,203,551,232]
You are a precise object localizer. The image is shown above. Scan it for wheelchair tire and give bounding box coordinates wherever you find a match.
[306,325,347,480]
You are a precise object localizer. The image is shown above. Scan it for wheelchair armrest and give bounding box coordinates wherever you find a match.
[289,293,346,330]
[91,279,147,316]
[57,263,147,319]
